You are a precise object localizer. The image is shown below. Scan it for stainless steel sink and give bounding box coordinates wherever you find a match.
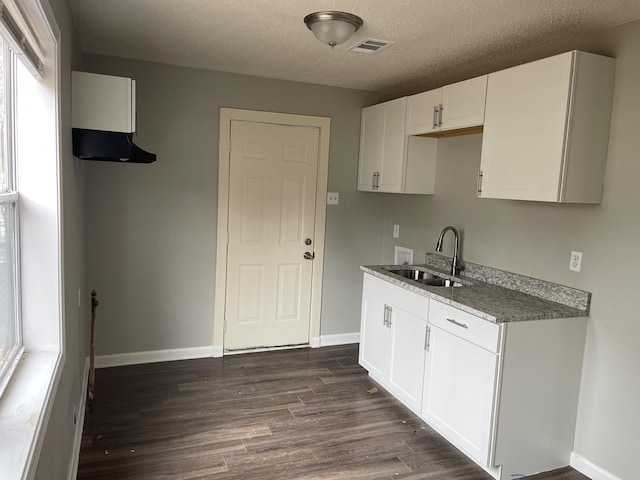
[382,267,464,287]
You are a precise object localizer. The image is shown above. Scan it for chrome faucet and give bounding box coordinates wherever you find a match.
[435,226,460,276]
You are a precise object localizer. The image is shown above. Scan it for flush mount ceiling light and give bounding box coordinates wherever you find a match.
[304,11,363,49]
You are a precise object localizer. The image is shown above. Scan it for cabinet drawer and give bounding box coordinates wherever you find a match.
[429,301,501,353]
[363,274,429,318]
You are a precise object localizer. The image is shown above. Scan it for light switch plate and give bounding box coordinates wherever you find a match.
[393,224,400,238]
[327,192,339,205]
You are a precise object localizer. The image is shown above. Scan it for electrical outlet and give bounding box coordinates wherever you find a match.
[393,224,400,238]
[327,192,339,205]
[569,251,582,272]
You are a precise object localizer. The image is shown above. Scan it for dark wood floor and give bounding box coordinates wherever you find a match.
[78,344,590,480]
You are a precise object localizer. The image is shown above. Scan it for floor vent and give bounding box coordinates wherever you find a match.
[348,38,394,54]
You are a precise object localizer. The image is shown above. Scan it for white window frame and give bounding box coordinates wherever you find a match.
[0,1,63,479]
[0,37,24,399]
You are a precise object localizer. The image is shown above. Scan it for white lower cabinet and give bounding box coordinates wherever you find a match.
[387,304,428,412]
[422,303,499,467]
[359,286,389,384]
[359,273,588,480]
[359,274,428,414]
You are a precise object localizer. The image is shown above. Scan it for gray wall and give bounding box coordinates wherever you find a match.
[379,21,640,480]
[33,0,87,478]
[81,54,386,355]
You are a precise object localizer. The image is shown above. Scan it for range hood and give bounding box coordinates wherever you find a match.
[72,129,156,163]
[71,71,156,164]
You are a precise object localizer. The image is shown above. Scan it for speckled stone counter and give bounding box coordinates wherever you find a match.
[361,254,590,323]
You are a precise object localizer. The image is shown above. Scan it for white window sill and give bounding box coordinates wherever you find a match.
[0,351,62,480]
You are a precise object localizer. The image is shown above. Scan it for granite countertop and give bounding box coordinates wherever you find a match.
[361,257,590,323]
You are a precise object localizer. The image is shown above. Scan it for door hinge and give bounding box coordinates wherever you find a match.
[227,232,230,246]
[477,170,483,195]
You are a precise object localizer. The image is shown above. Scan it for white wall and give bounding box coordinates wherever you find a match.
[81,55,386,355]
[378,21,640,480]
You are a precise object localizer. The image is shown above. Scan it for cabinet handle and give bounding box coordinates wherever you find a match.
[376,172,380,189]
[432,106,439,129]
[383,304,387,326]
[387,305,392,327]
[424,325,431,351]
[438,103,443,127]
[446,318,468,329]
[383,304,390,327]
[372,171,380,190]
[476,170,483,195]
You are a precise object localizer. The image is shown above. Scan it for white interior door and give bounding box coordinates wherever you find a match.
[224,120,319,350]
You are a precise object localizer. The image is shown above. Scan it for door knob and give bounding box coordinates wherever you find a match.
[303,251,315,260]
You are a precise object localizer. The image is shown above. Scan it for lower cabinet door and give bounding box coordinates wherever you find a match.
[422,324,498,467]
[387,305,428,413]
[359,289,390,384]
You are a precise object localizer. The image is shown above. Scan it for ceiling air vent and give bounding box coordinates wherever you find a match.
[348,38,394,54]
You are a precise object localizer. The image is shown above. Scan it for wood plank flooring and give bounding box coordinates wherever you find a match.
[77,344,590,480]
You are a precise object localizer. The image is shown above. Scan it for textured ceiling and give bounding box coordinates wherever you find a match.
[67,0,640,95]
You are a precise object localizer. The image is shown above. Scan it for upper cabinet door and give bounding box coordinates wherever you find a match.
[405,88,442,135]
[357,102,386,192]
[72,71,135,133]
[479,51,615,203]
[479,53,573,202]
[440,75,487,130]
[405,75,487,136]
[357,98,406,193]
[378,97,408,192]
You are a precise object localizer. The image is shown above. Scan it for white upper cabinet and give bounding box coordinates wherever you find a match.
[358,97,437,194]
[72,71,136,133]
[405,75,488,135]
[478,51,615,203]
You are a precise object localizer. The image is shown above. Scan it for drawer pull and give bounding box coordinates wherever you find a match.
[446,318,468,329]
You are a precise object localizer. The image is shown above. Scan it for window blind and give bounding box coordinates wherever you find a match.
[0,1,42,78]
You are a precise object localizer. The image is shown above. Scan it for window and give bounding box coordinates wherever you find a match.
[0,0,62,477]
[0,34,22,395]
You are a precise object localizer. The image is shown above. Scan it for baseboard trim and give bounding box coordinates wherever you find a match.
[318,332,360,347]
[570,452,622,480]
[67,359,89,480]
[95,346,214,368]
[95,337,360,367]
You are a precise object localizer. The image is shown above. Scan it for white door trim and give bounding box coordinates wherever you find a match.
[214,108,330,355]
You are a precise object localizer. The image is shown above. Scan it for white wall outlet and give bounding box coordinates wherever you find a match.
[393,224,400,238]
[570,251,583,272]
[394,246,413,265]
[327,192,339,205]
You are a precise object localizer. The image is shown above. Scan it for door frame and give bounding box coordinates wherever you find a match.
[214,108,331,355]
